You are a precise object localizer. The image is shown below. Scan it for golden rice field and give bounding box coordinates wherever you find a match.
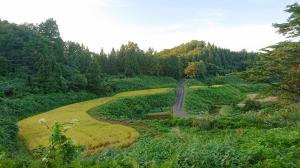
[18,88,171,155]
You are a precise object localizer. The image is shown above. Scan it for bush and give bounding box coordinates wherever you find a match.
[0,119,18,150]
[34,122,84,166]
[243,100,261,112]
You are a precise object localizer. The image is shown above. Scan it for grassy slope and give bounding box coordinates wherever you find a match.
[17,88,171,155]
[185,85,245,115]
[89,90,175,120]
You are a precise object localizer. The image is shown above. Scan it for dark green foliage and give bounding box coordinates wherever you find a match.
[90,91,175,120]
[0,119,18,150]
[0,91,96,120]
[0,19,256,96]
[243,100,261,112]
[103,75,177,94]
[0,77,27,97]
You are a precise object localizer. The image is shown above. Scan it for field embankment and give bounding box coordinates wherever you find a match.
[89,89,175,120]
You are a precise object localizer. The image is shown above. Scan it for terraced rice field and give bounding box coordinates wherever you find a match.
[18,88,171,155]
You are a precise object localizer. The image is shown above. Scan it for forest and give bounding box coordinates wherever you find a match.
[0,18,256,96]
[0,2,300,168]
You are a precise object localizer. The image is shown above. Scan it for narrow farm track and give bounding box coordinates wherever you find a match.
[172,81,189,118]
[18,88,171,155]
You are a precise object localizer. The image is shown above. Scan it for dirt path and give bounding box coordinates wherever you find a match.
[172,80,189,118]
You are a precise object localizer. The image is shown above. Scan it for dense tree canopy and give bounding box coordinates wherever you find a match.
[0,19,257,95]
[158,41,258,76]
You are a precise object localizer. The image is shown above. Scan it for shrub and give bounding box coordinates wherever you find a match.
[243,100,261,112]
[34,122,84,166]
[0,119,18,151]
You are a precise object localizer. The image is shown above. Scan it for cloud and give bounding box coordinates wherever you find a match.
[0,0,286,53]
[111,22,285,52]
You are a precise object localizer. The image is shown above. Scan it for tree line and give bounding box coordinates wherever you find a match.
[0,19,257,95]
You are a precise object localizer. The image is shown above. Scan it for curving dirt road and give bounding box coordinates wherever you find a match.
[172,80,189,118]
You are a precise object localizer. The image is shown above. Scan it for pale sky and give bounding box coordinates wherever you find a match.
[0,0,298,53]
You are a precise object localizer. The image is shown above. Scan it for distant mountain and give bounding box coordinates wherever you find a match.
[158,40,258,75]
[159,40,207,57]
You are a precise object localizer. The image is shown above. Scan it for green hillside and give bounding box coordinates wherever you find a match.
[1,1,300,168]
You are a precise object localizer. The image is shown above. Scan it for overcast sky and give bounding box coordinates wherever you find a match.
[0,0,298,52]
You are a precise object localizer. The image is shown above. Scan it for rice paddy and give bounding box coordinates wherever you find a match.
[18,88,171,155]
